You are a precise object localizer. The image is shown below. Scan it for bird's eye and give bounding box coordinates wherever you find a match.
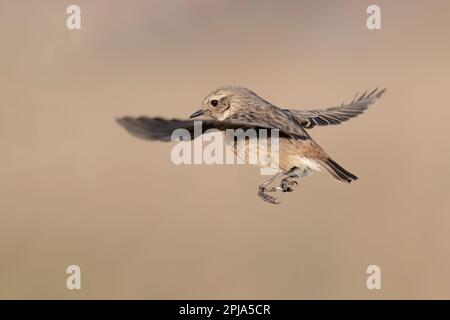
[210,99,219,107]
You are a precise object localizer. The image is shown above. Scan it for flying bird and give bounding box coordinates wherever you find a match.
[117,86,386,204]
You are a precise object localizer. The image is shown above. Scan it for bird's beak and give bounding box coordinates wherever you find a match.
[189,109,204,119]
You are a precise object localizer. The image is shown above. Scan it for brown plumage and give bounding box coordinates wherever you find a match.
[117,86,386,204]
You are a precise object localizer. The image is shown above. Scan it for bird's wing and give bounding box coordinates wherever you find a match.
[284,88,386,129]
[116,116,292,142]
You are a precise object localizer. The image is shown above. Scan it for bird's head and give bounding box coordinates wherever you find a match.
[189,86,267,121]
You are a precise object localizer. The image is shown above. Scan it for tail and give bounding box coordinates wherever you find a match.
[321,158,358,183]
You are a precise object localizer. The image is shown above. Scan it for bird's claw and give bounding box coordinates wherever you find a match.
[257,176,299,204]
[281,179,298,193]
[258,186,280,204]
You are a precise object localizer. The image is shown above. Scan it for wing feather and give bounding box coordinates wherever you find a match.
[285,88,386,129]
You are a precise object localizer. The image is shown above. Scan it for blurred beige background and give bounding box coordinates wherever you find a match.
[1,0,449,299]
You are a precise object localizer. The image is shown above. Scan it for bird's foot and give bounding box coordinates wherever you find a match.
[280,178,298,193]
[258,186,280,204]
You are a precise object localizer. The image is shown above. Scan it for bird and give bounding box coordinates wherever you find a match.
[117,86,386,204]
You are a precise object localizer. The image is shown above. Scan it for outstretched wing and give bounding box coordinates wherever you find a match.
[284,88,386,129]
[116,116,293,142]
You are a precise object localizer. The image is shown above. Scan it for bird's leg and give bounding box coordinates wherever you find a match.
[257,172,285,204]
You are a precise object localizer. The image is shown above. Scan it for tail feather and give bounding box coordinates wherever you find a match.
[321,158,358,183]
